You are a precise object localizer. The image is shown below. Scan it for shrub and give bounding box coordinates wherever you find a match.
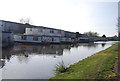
[54,61,68,74]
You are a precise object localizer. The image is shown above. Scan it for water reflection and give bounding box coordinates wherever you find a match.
[101,43,106,47]
[1,42,116,79]
[2,43,105,68]
[2,44,71,59]
[2,43,101,59]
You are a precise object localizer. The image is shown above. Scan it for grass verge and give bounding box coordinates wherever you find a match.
[50,42,119,79]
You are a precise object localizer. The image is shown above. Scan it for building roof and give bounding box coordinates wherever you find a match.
[0,20,62,30]
[0,20,76,34]
[2,31,12,33]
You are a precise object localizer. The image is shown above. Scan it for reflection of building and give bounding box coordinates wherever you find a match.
[2,44,73,66]
[2,46,13,60]
[13,45,72,55]
[2,44,73,61]
[2,43,101,61]
[1,43,102,68]
[0,60,5,68]
[77,43,100,49]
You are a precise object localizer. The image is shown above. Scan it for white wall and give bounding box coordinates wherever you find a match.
[14,35,64,43]
[26,28,44,35]
[14,35,42,43]
[25,28,65,37]
[14,35,21,41]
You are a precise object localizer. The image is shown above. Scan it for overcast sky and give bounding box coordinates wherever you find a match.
[0,0,119,36]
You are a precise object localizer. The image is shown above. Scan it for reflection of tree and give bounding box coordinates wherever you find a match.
[17,55,30,64]
[16,48,30,63]
[2,46,14,61]
[1,46,15,68]
[33,47,38,53]
[0,60,5,68]
[70,44,79,48]
[79,43,98,49]
[101,43,106,47]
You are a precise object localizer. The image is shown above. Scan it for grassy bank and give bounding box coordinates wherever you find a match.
[50,42,119,79]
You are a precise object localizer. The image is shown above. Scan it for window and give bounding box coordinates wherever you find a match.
[8,26,11,32]
[41,29,42,32]
[58,30,61,34]
[38,29,42,32]
[52,38,54,41]
[33,47,37,52]
[30,28,32,31]
[33,36,38,41]
[21,36,27,40]
[8,37,10,42]
[50,30,54,33]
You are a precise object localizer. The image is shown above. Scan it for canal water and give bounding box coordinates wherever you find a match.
[1,41,117,79]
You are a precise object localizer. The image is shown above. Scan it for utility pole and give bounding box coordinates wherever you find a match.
[118,2,120,41]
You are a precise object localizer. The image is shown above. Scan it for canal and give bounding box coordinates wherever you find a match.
[0,41,117,79]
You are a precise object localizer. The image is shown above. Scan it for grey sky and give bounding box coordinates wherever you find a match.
[0,0,118,36]
[87,2,118,36]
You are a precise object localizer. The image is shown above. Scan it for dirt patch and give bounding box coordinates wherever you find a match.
[96,53,110,56]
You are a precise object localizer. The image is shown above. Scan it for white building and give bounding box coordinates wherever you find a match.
[14,27,76,43]
[14,35,63,43]
[14,35,42,43]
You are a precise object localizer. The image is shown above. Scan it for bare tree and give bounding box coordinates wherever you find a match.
[19,18,32,24]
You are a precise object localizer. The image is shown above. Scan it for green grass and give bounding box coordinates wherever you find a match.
[50,42,119,79]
